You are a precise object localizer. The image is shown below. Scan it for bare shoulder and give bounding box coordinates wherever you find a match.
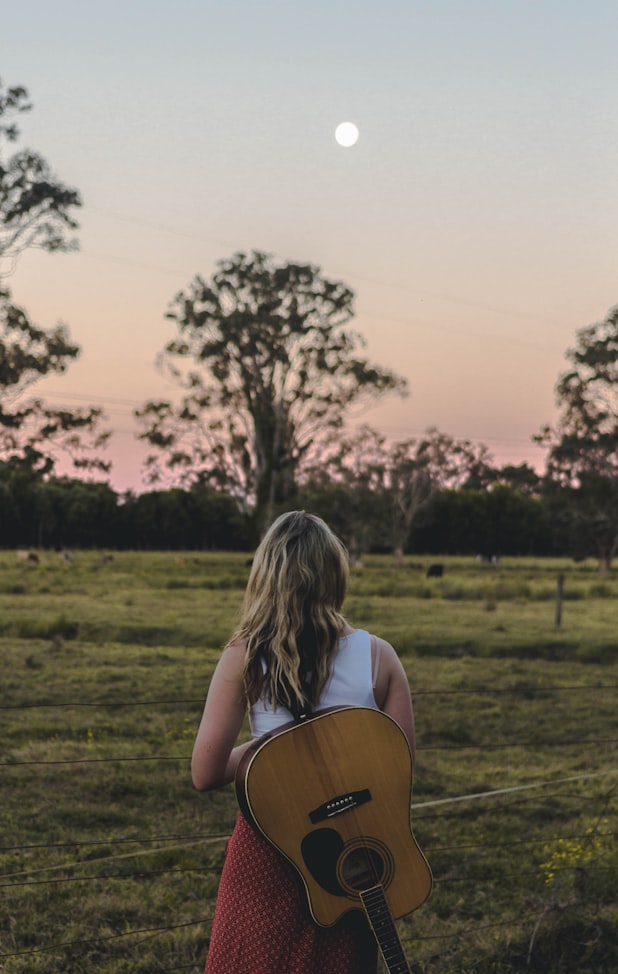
[371,634,415,754]
[213,638,247,679]
[223,637,248,661]
[371,633,410,702]
[373,635,405,673]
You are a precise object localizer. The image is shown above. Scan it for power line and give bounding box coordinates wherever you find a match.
[358,308,560,352]
[79,249,189,278]
[86,205,237,252]
[13,382,556,462]
[25,387,551,450]
[82,205,569,331]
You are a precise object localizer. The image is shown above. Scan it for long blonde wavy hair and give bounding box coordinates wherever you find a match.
[233,511,350,713]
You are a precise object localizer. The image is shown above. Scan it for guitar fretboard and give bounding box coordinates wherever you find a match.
[359,885,411,974]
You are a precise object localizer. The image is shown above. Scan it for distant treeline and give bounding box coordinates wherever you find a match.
[0,473,575,557]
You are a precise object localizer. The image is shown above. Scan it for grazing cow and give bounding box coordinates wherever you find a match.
[17,550,39,565]
[426,563,444,578]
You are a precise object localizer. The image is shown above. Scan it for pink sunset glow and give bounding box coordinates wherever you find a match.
[2,1,617,493]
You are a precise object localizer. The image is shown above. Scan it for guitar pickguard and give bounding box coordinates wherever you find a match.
[300,827,347,896]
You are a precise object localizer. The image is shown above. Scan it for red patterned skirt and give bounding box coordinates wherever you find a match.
[204,813,378,974]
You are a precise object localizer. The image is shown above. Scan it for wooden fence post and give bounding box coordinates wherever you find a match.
[555,573,565,628]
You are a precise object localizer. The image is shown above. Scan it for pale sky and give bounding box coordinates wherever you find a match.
[2,0,617,492]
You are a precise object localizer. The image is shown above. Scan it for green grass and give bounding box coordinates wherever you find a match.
[0,551,616,973]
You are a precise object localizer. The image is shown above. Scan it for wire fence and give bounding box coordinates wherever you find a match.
[1,683,616,971]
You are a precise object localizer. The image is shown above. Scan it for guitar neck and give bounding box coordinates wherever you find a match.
[359,885,411,974]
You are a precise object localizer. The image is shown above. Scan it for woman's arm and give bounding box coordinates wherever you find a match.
[372,637,416,762]
[191,641,249,791]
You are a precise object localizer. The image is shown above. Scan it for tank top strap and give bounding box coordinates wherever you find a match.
[370,633,382,689]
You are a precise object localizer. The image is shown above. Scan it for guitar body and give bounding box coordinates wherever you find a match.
[235,707,432,931]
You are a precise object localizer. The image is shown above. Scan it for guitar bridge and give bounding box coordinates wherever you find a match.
[309,788,372,823]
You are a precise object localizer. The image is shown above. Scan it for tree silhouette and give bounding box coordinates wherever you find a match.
[0,79,109,478]
[537,305,618,569]
[137,250,407,536]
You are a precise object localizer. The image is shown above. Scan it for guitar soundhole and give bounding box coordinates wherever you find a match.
[338,838,394,895]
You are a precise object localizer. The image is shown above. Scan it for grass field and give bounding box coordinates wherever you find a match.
[0,551,616,973]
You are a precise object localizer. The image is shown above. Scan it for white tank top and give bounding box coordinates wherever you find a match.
[249,628,378,739]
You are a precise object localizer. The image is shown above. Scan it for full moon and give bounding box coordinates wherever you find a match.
[334,121,359,147]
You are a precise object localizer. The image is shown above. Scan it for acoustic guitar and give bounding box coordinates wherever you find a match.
[235,706,432,974]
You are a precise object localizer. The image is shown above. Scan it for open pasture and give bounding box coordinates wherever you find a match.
[0,551,616,973]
